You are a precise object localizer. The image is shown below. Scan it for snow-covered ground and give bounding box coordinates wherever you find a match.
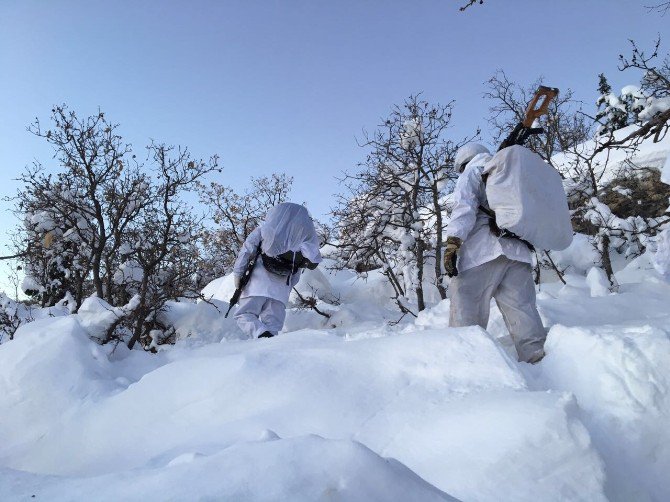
[2,132,669,501]
[1,249,670,501]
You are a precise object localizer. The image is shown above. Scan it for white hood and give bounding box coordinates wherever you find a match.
[260,203,322,264]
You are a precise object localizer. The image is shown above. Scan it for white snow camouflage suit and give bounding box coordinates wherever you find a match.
[232,203,322,338]
[446,151,546,362]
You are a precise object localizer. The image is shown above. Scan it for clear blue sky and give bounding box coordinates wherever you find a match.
[0,0,667,266]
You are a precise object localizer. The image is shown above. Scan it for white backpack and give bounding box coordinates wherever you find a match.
[483,145,573,251]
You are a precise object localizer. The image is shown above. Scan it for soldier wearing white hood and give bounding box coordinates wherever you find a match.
[444,143,546,364]
[232,203,322,339]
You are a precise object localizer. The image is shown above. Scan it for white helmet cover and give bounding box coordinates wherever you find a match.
[454,143,491,171]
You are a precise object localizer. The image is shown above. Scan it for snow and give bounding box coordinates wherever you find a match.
[290,266,340,305]
[620,84,643,97]
[585,266,611,297]
[0,435,453,502]
[400,118,423,150]
[164,297,243,343]
[552,123,670,186]
[76,295,140,340]
[653,228,670,277]
[0,319,612,501]
[540,323,670,501]
[29,210,57,232]
[0,317,117,449]
[20,274,41,294]
[548,233,599,274]
[201,273,236,303]
[113,259,144,284]
[2,247,670,500]
[638,96,670,122]
[663,149,670,184]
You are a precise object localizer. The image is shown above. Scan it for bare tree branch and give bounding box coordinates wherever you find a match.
[460,0,484,11]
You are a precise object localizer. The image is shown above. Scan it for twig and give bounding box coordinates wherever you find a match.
[292,287,331,318]
[460,0,484,11]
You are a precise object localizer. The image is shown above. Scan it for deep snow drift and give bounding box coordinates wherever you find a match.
[2,134,669,501]
[2,250,670,501]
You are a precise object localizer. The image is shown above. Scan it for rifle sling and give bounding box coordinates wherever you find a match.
[478,205,534,251]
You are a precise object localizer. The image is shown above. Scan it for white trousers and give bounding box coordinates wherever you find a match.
[235,296,287,339]
[449,255,546,362]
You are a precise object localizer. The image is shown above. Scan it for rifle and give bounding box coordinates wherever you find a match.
[498,85,559,151]
[225,244,262,318]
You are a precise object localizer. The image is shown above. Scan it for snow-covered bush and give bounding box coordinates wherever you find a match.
[9,106,220,349]
[595,73,631,136]
[578,40,670,283]
[112,142,219,349]
[10,106,155,309]
[0,293,34,343]
[11,178,95,307]
[76,295,139,343]
[554,132,670,289]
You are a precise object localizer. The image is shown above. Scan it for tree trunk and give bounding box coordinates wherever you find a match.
[415,239,426,312]
[127,276,149,350]
[91,249,104,298]
[600,234,618,291]
[104,257,115,304]
[383,263,405,298]
[432,186,447,300]
[75,273,84,310]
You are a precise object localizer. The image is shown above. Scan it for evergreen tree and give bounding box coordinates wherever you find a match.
[597,73,612,96]
[595,73,628,135]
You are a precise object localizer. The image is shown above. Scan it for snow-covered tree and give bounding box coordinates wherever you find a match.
[198,173,293,281]
[566,45,670,288]
[112,142,219,349]
[596,39,670,151]
[595,73,629,135]
[555,44,670,287]
[484,71,591,163]
[10,106,155,308]
[332,96,474,313]
[8,188,89,307]
[10,106,219,349]
[613,38,670,278]
[482,69,667,288]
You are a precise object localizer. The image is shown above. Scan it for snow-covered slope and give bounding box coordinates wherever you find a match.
[1,321,606,501]
[2,253,670,501]
[3,141,670,502]
[552,124,670,185]
[1,435,453,501]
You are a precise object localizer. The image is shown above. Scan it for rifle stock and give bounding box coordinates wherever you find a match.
[522,86,559,127]
[499,85,559,151]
